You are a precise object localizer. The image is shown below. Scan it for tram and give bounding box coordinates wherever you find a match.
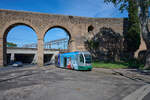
[55,51,92,71]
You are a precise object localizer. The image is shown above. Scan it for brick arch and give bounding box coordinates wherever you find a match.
[0,9,129,66]
[42,25,72,50]
[1,20,38,65]
[43,25,72,40]
[1,20,38,39]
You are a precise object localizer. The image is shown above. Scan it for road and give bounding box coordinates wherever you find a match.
[0,65,149,100]
[143,92,150,100]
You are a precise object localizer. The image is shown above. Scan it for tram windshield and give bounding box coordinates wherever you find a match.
[79,53,92,64]
[84,54,92,64]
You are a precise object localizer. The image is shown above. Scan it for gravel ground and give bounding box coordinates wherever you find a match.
[0,65,149,100]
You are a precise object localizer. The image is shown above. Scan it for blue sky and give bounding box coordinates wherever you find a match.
[0,0,128,17]
[1,0,128,47]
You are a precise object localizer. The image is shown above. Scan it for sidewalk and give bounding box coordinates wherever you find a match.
[123,84,150,100]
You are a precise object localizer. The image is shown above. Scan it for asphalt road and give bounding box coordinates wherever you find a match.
[0,65,149,100]
[143,92,150,100]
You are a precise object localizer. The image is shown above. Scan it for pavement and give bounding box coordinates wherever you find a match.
[0,65,150,100]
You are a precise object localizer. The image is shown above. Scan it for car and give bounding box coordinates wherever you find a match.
[12,61,23,67]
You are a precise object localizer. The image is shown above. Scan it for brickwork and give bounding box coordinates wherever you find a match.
[0,9,147,66]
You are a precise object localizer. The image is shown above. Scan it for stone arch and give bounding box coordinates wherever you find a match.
[43,25,72,50]
[2,21,38,39]
[88,25,94,32]
[43,25,71,40]
[1,20,38,65]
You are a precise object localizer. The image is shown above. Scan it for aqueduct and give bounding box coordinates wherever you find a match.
[0,9,146,66]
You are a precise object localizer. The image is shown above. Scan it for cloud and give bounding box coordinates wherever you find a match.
[56,0,127,18]
[0,0,127,18]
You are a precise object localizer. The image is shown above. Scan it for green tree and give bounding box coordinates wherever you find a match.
[7,42,17,47]
[138,0,150,69]
[104,0,150,69]
[124,0,140,58]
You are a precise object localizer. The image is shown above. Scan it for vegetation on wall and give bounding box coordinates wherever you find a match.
[85,27,123,62]
[7,42,17,47]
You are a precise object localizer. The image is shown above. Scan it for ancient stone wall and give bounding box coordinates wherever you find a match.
[0,9,147,66]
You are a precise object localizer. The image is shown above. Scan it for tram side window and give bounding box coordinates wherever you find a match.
[80,55,84,63]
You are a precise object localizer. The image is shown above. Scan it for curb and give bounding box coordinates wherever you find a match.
[123,84,150,100]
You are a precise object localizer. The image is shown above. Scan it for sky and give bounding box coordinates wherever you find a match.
[1,0,128,47]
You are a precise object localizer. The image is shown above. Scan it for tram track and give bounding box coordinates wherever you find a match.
[111,69,150,84]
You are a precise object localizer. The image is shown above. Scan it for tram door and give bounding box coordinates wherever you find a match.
[64,57,67,68]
